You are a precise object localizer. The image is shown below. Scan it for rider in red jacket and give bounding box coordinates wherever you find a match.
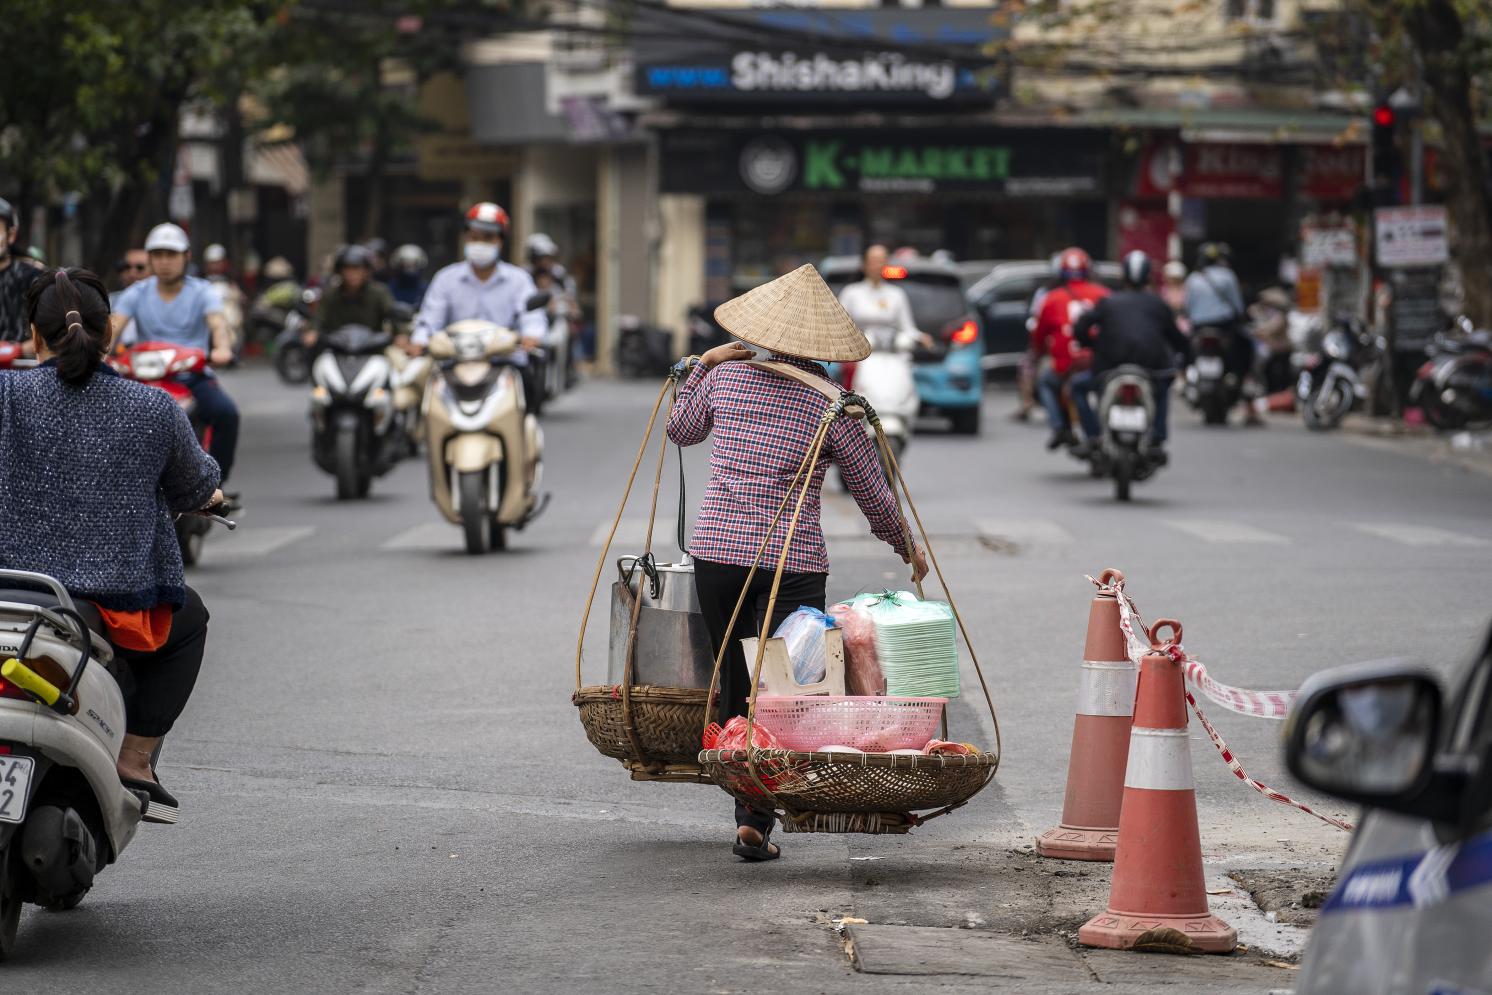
[1029,247,1109,449]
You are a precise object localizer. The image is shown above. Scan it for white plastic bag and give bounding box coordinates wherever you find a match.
[774,606,836,687]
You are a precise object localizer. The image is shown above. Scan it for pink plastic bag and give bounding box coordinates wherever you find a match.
[830,603,885,696]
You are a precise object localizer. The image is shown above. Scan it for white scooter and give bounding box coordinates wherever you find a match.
[852,327,923,470]
[0,571,149,958]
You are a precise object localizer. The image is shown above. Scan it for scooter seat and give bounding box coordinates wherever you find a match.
[0,589,109,646]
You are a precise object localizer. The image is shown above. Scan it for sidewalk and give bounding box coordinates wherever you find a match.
[1334,413,1492,477]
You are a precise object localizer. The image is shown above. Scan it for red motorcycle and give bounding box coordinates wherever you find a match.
[0,341,35,370]
[109,342,217,565]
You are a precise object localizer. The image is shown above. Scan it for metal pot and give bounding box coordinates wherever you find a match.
[607,554,717,688]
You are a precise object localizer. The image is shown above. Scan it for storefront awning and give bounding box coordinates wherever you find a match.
[1071,107,1363,145]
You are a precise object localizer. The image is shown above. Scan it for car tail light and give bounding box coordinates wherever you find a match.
[1117,383,1142,405]
[945,319,978,346]
[881,265,908,280]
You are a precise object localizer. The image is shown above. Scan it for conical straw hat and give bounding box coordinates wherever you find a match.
[713,264,871,362]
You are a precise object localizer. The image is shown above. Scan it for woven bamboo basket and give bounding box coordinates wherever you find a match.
[699,748,999,834]
[574,684,711,783]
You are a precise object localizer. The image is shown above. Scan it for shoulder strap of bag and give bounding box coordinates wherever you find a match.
[1199,268,1243,324]
[742,359,865,418]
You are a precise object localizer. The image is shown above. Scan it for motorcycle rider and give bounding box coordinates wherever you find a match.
[0,197,43,349]
[1070,251,1189,460]
[203,243,247,355]
[389,244,429,308]
[111,223,241,484]
[412,203,547,403]
[1184,242,1261,424]
[838,244,928,389]
[5,268,223,822]
[1030,247,1109,450]
[311,244,398,345]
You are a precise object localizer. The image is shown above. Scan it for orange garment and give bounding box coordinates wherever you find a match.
[93,604,173,653]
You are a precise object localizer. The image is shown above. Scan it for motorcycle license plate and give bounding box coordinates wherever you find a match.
[1196,356,1224,378]
[0,756,34,824]
[1107,405,1148,432]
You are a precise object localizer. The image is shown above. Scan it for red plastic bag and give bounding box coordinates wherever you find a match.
[830,602,885,696]
[702,715,787,751]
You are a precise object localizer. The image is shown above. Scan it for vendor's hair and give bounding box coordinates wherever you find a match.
[24,268,111,385]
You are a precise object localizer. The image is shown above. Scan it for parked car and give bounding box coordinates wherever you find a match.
[965,259,1123,376]
[821,254,984,434]
[1284,621,1492,994]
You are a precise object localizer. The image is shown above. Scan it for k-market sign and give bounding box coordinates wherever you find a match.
[638,50,994,104]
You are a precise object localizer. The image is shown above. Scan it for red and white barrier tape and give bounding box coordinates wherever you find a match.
[1086,574,1354,832]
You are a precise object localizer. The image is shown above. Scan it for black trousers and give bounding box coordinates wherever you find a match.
[693,558,827,834]
[115,587,210,738]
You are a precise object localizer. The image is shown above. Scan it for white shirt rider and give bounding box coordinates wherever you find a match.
[838,246,921,353]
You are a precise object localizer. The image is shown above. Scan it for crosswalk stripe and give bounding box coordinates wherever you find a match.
[974,518,1075,546]
[382,522,461,551]
[1353,523,1491,548]
[1168,520,1288,544]
[213,526,315,558]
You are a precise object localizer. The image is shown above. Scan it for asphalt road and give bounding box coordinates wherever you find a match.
[8,365,1490,993]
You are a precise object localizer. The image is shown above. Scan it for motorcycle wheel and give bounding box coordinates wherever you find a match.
[43,889,87,913]
[947,406,981,436]
[1423,394,1468,431]
[1200,393,1229,425]
[1113,454,1132,502]
[274,344,310,385]
[459,471,492,554]
[177,520,203,567]
[0,842,21,961]
[334,428,363,500]
[1304,382,1352,431]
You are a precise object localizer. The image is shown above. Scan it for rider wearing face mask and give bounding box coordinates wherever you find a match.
[409,203,548,355]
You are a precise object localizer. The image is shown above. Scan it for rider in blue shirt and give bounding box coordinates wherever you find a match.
[111,223,241,483]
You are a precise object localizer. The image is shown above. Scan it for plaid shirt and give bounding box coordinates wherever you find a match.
[665,356,910,574]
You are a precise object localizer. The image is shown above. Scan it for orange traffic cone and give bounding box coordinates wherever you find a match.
[1036,568,1134,861]
[1079,619,1236,954]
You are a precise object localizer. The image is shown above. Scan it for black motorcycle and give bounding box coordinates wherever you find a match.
[309,325,403,499]
[1411,318,1492,431]
[273,287,321,385]
[1185,325,1240,425]
[1295,316,1383,431]
[1080,366,1167,502]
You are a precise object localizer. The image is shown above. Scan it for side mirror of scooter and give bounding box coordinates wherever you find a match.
[525,292,552,312]
[427,332,456,361]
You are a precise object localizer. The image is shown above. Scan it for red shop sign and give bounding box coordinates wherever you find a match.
[1300,146,1363,201]
[1182,144,1283,199]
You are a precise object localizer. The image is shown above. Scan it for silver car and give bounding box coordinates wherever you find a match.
[1284,624,1492,993]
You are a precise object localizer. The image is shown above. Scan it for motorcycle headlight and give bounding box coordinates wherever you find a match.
[1324,330,1351,360]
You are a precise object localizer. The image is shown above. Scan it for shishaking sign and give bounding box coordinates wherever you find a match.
[640,50,988,103]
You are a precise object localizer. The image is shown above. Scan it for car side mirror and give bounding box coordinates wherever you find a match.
[1285,662,1462,823]
[427,333,456,361]
[525,292,552,312]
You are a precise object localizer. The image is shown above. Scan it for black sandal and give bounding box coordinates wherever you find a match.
[733,826,780,862]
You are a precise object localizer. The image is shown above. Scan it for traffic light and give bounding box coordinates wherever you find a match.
[1371,103,1401,206]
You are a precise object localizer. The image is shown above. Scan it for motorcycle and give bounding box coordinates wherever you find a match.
[1079,366,1165,502]
[424,320,548,554]
[272,287,321,385]
[109,343,217,566]
[1184,325,1240,426]
[1410,318,1492,431]
[1294,317,1383,431]
[0,567,217,956]
[0,343,35,372]
[309,325,404,500]
[852,327,923,472]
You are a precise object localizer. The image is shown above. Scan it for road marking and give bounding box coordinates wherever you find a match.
[212,526,314,558]
[974,518,1075,546]
[1353,523,1492,548]
[382,522,461,551]
[1169,520,1288,544]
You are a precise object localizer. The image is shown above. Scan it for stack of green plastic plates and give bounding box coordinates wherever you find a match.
[858,591,961,698]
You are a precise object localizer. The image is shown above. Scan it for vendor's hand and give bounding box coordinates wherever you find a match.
[209,346,234,367]
[902,543,929,583]
[202,489,226,513]
[701,343,754,368]
[521,335,544,352]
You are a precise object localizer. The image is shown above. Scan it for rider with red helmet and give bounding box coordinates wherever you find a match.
[1029,247,1109,450]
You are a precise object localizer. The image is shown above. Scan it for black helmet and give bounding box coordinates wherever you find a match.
[0,198,14,229]
[1121,250,1152,288]
[1198,242,1231,267]
[334,243,374,271]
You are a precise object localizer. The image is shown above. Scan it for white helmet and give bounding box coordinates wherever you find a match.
[203,243,228,264]
[144,223,190,253]
[526,233,559,262]
[392,244,427,273]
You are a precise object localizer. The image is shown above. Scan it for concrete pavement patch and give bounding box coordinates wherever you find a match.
[844,924,1092,981]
